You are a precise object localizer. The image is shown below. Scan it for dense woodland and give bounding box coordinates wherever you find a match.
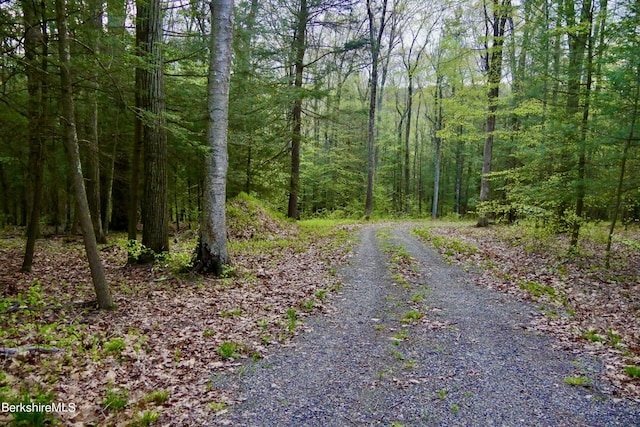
[2,0,640,250]
[2,1,640,423]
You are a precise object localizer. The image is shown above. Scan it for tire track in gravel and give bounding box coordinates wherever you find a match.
[212,224,640,426]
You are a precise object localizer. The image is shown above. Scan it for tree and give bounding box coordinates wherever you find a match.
[84,0,107,244]
[138,0,169,259]
[55,0,114,309]
[365,0,390,218]
[20,0,47,272]
[193,0,234,274]
[287,0,309,219]
[477,0,511,227]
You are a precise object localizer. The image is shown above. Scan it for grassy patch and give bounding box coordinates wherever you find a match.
[217,341,242,359]
[624,365,640,379]
[401,309,423,323]
[564,375,591,386]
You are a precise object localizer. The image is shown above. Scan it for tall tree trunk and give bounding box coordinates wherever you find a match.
[606,63,639,267]
[566,0,593,248]
[21,0,46,272]
[432,73,444,219]
[138,0,169,259]
[129,4,145,241]
[455,125,464,216]
[404,73,412,215]
[365,0,389,219]
[478,0,511,227]
[55,0,114,310]
[193,0,234,275]
[287,0,308,220]
[85,0,107,244]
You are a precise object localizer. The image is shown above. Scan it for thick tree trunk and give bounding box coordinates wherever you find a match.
[478,0,510,227]
[55,0,114,310]
[287,0,308,220]
[21,0,46,272]
[193,0,234,275]
[138,0,169,260]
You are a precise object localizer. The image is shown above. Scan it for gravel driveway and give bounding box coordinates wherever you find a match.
[212,224,640,426]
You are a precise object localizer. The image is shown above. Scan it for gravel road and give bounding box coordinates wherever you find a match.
[212,224,640,426]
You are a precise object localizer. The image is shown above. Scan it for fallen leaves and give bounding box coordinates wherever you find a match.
[0,218,355,425]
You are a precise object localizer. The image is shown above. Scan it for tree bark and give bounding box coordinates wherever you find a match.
[365,0,389,219]
[85,0,107,244]
[566,0,593,248]
[478,0,511,227]
[287,0,308,220]
[138,0,169,260]
[55,0,114,310]
[21,0,46,272]
[193,0,234,275]
[432,73,444,219]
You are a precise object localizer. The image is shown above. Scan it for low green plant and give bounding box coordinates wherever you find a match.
[104,338,126,355]
[132,409,160,426]
[314,289,327,301]
[203,329,216,338]
[582,329,606,343]
[393,329,409,341]
[450,403,460,414]
[624,365,640,379]
[286,308,298,331]
[209,401,227,412]
[145,390,169,404]
[220,308,242,317]
[217,341,241,359]
[390,349,404,360]
[564,375,590,386]
[401,309,423,323]
[411,292,425,303]
[301,300,315,311]
[102,388,129,411]
[518,280,557,300]
[5,388,55,427]
[606,329,622,347]
[403,359,416,370]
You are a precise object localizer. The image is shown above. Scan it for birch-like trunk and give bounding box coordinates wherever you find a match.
[193,0,234,275]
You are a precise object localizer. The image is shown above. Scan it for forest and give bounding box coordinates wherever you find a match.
[2,0,639,248]
[1,0,640,424]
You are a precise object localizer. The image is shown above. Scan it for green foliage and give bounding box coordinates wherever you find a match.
[217,342,242,359]
[624,365,640,379]
[431,235,478,257]
[131,410,160,426]
[145,390,169,404]
[518,280,557,300]
[104,338,126,356]
[286,308,298,331]
[564,376,590,386]
[102,388,129,411]
[401,309,423,323]
[209,401,227,412]
[1,387,55,427]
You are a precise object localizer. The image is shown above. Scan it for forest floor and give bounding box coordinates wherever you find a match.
[0,207,639,425]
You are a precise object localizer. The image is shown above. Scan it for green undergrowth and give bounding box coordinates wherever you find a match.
[413,226,479,260]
